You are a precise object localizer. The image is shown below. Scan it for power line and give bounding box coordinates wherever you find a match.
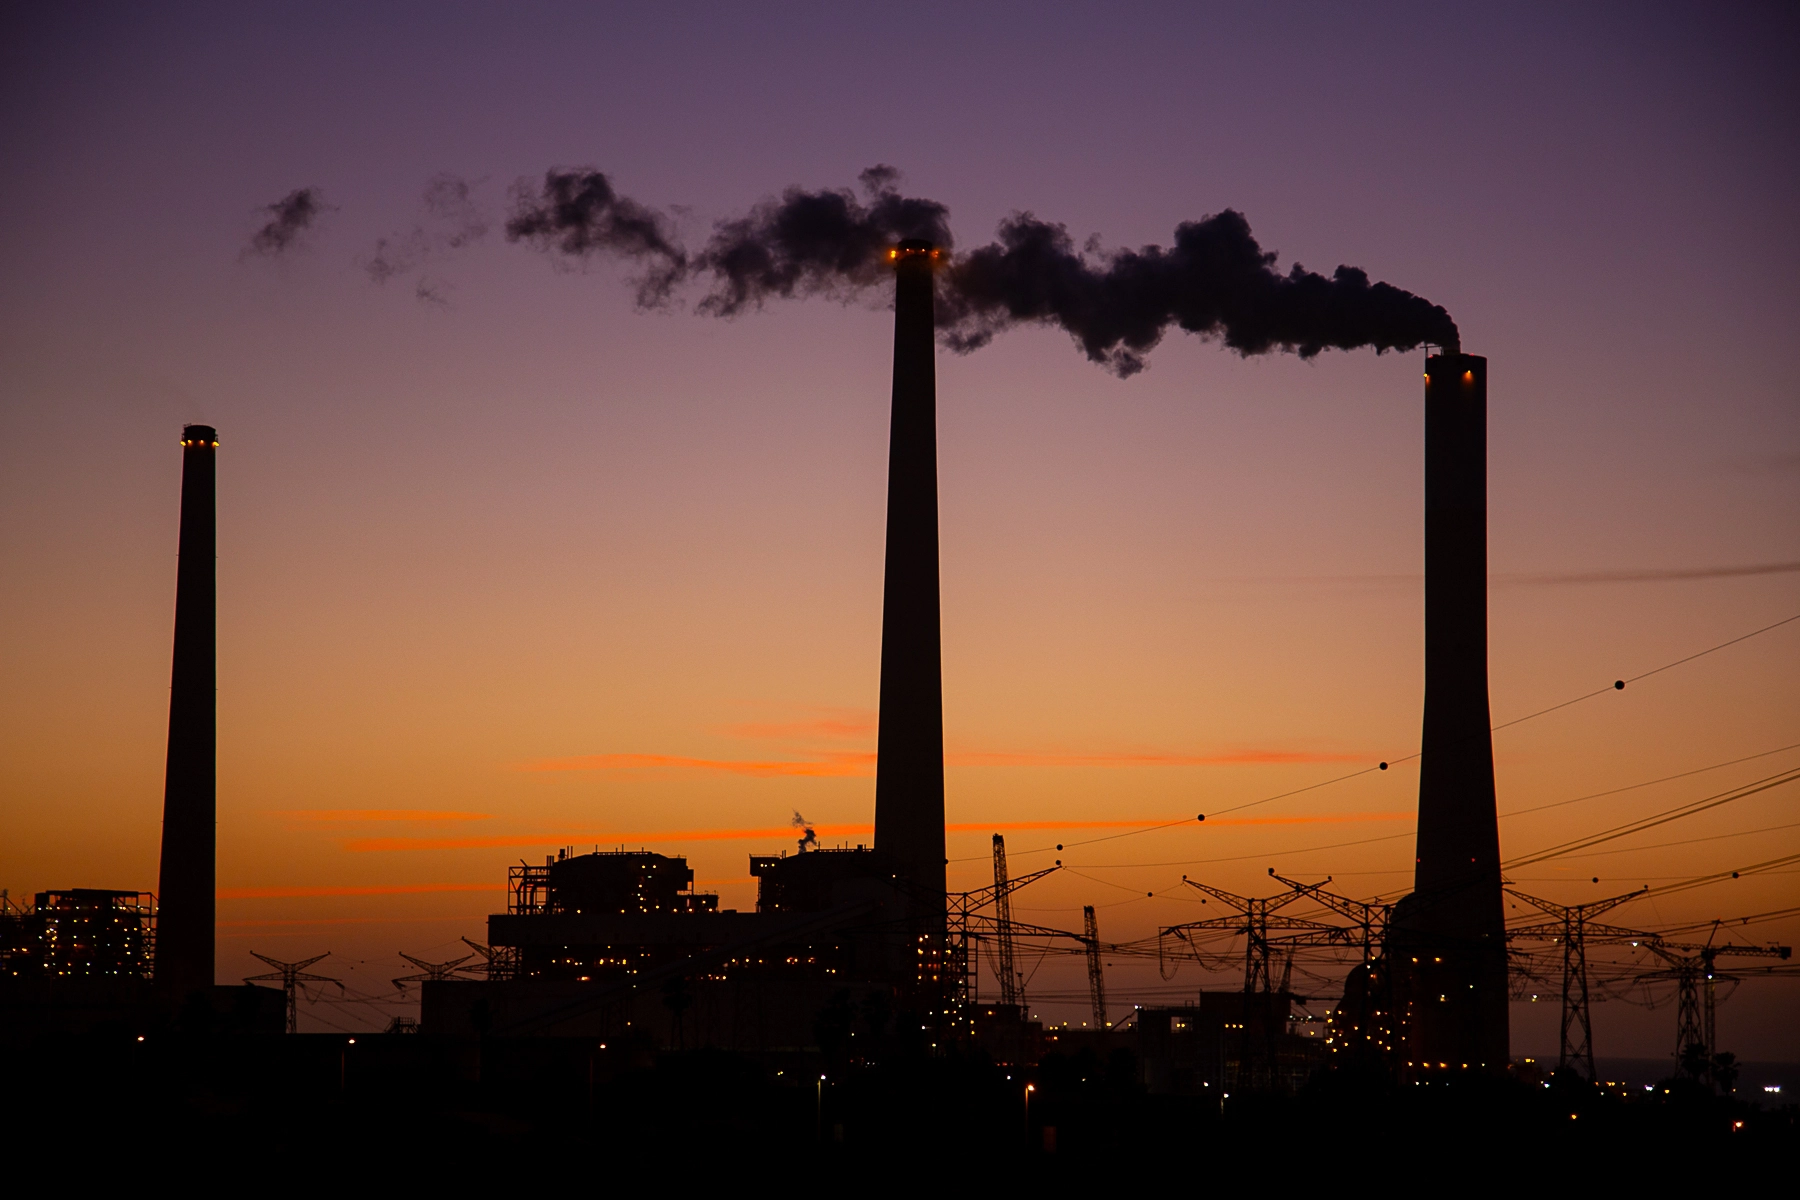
[1500,740,1800,819]
[981,610,1800,866]
[1506,767,1800,868]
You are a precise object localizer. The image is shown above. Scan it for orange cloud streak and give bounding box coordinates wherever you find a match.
[217,882,504,899]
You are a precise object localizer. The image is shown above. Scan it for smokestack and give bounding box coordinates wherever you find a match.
[155,424,217,999]
[1390,354,1509,1072]
[872,241,947,910]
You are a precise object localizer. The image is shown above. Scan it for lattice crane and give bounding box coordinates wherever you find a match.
[1083,905,1108,1028]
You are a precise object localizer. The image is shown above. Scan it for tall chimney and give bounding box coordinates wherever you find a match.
[155,424,217,999]
[1390,354,1509,1072]
[872,241,947,909]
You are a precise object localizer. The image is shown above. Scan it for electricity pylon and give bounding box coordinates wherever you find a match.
[1504,886,1649,1081]
[1642,929,1791,1087]
[1166,878,1354,1088]
[1082,905,1108,1028]
[392,951,479,991]
[244,951,341,1034]
[460,936,519,980]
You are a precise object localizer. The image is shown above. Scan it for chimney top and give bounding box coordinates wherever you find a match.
[181,424,218,447]
[891,239,939,264]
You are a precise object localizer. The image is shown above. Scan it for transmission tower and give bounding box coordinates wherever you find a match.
[392,951,479,991]
[992,834,1023,1009]
[460,936,519,980]
[1082,905,1108,1028]
[1167,878,1353,1088]
[945,860,1061,1012]
[1642,930,1790,1086]
[1504,885,1649,1081]
[244,951,341,1034]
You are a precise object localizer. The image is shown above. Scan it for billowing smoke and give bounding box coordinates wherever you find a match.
[694,166,952,315]
[247,188,327,256]
[363,173,491,304]
[941,210,1458,375]
[506,165,1457,372]
[506,168,687,306]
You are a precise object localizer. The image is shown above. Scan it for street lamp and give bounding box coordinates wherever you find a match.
[1024,1082,1035,1144]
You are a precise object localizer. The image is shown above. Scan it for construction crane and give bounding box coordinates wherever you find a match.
[1641,930,1791,1086]
[244,951,341,1034]
[1082,905,1108,1028]
[992,834,1024,1009]
[1503,885,1650,1081]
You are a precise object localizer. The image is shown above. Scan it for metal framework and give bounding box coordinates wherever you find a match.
[945,862,1060,1010]
[1083,905,1108,1028]
[244,952,341,1034]
[1504,886,1649,1080]
[1641,931,1791,1085]
[392,951,481,991]
[991,835,1022,1008]
[1163,878,1357,1086]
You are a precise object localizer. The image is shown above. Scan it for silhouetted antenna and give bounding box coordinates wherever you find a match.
[244,951,341,1034]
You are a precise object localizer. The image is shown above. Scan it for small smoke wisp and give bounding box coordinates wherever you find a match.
[362,173,492,305]
[791,810,818,852]
[247,188,328,256]
[505,168,688,306]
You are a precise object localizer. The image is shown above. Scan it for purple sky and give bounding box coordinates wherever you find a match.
[2,2,1796,1055]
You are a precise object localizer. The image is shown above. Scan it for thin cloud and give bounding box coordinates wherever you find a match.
[278,810,493,823]
[1495,562,1800,586]
[519,752,875,777]
[722,711,877,742]
[218,882,502,899]
[945,749,1362,768]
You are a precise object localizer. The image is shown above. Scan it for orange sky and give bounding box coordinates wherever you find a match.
[1,4,1795,1054]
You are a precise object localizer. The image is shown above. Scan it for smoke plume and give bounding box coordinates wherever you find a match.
[694,166,952,315]
[941,210,1459,375]
[506,164,1457,372]
[247,188,328,256]
[505,168,687,306]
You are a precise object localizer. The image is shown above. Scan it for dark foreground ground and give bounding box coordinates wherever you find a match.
[7,1033,1793,1179]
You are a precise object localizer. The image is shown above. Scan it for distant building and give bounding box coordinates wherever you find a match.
[424,844,917,1047]
[1136,992,1326,1095]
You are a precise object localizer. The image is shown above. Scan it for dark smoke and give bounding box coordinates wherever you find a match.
[505,164,1457,372]
[694,166,952,315]
[506,169,687,306]
[247,188,327,256]
[940,210,1459,375]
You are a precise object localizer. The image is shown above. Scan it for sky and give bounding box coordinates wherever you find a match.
[1,1,1796,1057]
